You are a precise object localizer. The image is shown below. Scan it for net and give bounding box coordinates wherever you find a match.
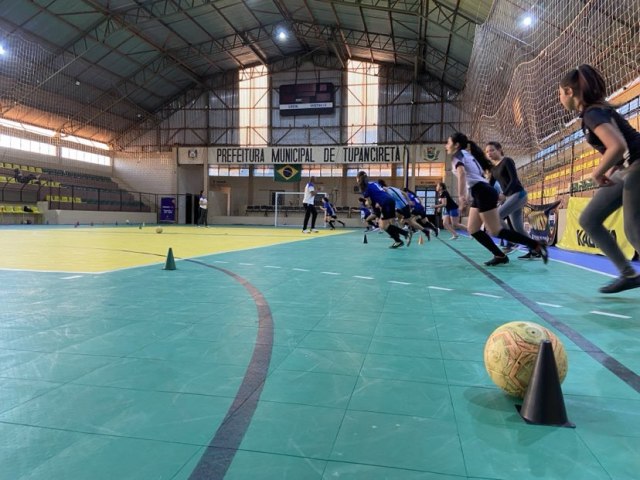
[461,0,640,160]
[274,191,326,228]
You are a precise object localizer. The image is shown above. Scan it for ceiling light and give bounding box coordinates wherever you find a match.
[275,27,288,42]
[520,15,534,27]
[0,45,6,55]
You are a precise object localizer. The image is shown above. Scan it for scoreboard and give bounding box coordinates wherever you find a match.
[279,82,335,116]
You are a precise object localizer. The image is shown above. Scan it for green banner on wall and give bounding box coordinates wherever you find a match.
[274,164,301,182]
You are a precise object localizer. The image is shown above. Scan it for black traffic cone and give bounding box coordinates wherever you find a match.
[363,233,368,244]
[164,247,176,270]
[516,340,574,427]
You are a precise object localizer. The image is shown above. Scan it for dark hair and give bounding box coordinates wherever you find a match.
[437,182,447,190]
[449,132,492,171]
[486,141,503,155]
[560,64,608,108]
[377,179,387,187]
[357,171,368,193]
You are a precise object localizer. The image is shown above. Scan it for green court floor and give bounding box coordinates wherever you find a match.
[0,226,638,479]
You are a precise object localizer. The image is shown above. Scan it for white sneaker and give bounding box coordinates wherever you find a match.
[302,229,310,234]
[311,229,319,233]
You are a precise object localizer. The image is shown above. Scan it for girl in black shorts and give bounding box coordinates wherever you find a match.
[446,132,548,266]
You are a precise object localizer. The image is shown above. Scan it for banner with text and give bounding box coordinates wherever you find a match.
[557,197,636,259]
[159,197,176,223]
[209,145,440,165]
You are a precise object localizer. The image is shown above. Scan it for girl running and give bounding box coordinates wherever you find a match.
[357,171,411,248]
[434,182,466,240]
[446,132,548,266]
[485,142,539,259]
[559,64,640,293]
[321,197,346,229]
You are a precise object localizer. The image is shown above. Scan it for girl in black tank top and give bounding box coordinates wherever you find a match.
[559,64,640,293]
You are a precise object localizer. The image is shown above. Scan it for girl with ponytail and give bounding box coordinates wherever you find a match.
[559,64,640,293]
[445,132,548,266]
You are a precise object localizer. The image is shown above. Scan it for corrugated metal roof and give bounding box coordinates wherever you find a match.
[0,0,493,141]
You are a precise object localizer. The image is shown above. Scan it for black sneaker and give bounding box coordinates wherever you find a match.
[390,240,404,249]
[535,243,549,264]
[599,275,640,294]
[484,255,509,266]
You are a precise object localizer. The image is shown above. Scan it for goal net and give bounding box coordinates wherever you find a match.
[460,0,639,160]
[274,191,326,228]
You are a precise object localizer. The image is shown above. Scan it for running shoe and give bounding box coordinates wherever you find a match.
[535,243,549,264]
[484,255,510,266]
[390,240,404,249]
[518,251,542,260]
[599,275,640,294]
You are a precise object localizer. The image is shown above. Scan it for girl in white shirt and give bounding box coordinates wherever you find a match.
[446,132,548,266]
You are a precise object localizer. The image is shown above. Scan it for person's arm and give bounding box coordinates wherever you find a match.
[500,158,520,196]
[456,165,468,209]
[590,122,628,186]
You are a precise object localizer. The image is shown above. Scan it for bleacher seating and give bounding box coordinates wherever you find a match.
[0,161,151,215]
[0,203,42,224]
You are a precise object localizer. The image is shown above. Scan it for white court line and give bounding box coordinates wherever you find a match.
[537,301,562,308]
[61,275,83,280]
[264,265,281,269]
[321,271,340,275]
[551,258,617,278]
[590,310,632,319]
[354,275,374,280]
[239,263,254,266]
[214,261,228,264]
[389,280,411,285]
[428,286,453,291]
[472,292,502,299]
[292,268,309,272]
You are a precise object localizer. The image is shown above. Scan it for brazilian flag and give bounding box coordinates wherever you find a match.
[274,164,301,182]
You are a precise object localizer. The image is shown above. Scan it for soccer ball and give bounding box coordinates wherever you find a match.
[156,227,163,234]
[484,321,568,398]
[126,219,130,224]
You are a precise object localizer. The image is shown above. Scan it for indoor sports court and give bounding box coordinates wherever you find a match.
[1,226,638,479]
[1,0,639,479]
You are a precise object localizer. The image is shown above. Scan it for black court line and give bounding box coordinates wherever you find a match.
[185,258,273,480]
[442,241,640,394]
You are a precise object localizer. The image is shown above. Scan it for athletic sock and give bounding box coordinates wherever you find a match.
[497,229,537,250]
[387,224,405,241]
[471,231,504,257]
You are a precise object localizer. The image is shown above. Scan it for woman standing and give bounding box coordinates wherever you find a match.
[559,64,640,293]
[446,132,548,266]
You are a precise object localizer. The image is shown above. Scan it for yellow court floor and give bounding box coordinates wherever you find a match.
[0,225,349,273]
